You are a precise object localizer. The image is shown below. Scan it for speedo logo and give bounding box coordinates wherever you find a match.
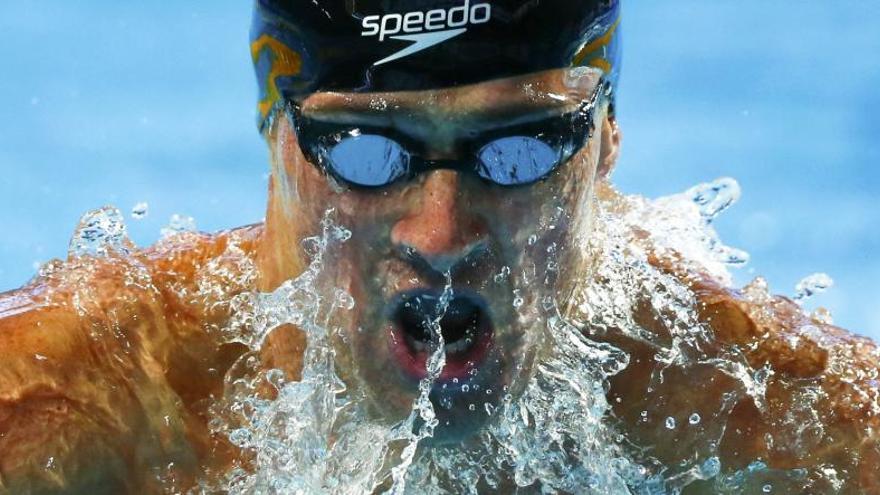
[361,1,491,66]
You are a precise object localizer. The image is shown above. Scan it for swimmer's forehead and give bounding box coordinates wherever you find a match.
[301,67,603,126]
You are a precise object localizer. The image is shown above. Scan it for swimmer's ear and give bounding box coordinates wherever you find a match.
[597,114,621,179]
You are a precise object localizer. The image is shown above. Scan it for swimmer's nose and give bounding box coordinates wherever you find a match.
[391,170,486,260]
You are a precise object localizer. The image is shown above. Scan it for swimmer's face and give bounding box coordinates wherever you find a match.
[266,68,618,440]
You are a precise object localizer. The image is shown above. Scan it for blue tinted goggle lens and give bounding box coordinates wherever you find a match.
[476,137,560,186]
[327,134,410,187]
[325,134,562,188]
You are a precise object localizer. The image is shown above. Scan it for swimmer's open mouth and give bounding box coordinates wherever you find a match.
[388,290,493,381]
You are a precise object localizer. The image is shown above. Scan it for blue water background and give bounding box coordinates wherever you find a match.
[1,2,878,338]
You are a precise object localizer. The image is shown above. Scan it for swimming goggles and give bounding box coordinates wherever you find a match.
[290,80,611,189]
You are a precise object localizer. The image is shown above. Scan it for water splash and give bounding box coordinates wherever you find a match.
[191,179,876,493]
[42,178,866,493]
[160,213,197,239]
[207,213,399,494]
[388,276,453,495]
[622,177,749,287]
[68,206,132,258]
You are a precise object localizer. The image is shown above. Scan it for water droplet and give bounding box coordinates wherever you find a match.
[688,177,740,222]
[300,236,322,258]
[68,206,131,258]
[468,404,476,411]
[688,413,701,425]
[700,457,721,478]
[718,246,750,266]
[131,201,149,219]
[369,97,388,111]
[265,369,286,389]
[494,266,511,283]
[331,225,352,242]
[762,484,772,493]
[793,273,834,302]
[334,290,355,310]
[461,384,470,393]
[665,417,676,429]
[512,289,524,308]
[229,428,252,448]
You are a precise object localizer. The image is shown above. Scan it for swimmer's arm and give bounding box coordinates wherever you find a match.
[693,279,880,488]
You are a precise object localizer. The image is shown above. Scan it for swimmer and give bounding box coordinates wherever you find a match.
[1,1,878,493]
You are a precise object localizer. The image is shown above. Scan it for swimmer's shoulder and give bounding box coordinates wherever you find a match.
[141,222,264,326]
[0,222,265,344]
[648,248,880,488]
[597,180,880,486]
[0,223,264,493]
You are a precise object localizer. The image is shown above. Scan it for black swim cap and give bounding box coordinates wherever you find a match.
[251,0,621,129]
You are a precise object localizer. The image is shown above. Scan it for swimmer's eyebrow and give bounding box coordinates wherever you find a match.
[300,68,602,131]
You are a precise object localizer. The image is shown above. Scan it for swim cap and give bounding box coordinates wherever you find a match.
[251,0,621,130]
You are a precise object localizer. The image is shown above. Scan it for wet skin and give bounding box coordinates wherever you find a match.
[0,69,878,493]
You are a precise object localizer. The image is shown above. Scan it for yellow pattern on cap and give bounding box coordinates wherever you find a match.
[251,34,303,121]
[571,16,620,73]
